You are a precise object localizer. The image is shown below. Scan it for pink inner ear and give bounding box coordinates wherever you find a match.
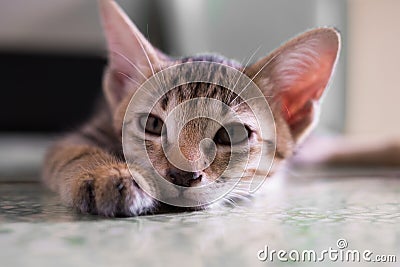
[99,0,167,111]
[280,52,337,125]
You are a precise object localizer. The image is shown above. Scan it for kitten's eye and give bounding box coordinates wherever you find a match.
[214,124,251,146]
[139,114,164,136]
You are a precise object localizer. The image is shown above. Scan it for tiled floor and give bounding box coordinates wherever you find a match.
[0,168,399,267]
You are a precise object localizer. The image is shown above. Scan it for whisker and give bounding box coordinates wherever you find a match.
[222,197,237,207]
[222,188,253,207]
[227,53,250,93]
[147,26,168,89]
[229,48,282,105]
[117,71,141,86]
[111,49,162,94]
[227,192,251,202]
[111,50,148,82]
[132,26,162,88]
[117,71,155,98]
[231,45,262,92]
[230,95,270,109]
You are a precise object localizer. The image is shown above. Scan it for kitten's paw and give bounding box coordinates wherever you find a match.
[70,164,156,217]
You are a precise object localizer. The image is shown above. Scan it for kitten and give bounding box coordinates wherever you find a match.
[42,0,340,217]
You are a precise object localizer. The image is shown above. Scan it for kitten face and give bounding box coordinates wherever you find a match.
[99,0,340,206]
[120,59,274,205]
[133,82,263,185]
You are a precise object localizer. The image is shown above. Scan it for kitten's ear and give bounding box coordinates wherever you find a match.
[245,28,340,142]
[98,0,167,110]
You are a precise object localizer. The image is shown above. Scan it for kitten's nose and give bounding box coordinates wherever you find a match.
[167,167,202,187]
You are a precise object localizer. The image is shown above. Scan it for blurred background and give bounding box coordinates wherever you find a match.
[0,0,399,179]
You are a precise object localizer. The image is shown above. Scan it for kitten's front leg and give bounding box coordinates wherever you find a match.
[43,144,156,217]
[71,163,155,216]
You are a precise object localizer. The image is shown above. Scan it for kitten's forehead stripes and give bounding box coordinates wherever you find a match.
[160,94,169,111]
[157,54,246,111]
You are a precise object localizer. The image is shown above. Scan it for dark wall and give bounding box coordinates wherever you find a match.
[0,52,106,133]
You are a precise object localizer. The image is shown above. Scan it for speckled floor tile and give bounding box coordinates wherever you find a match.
[0,169,399,267]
